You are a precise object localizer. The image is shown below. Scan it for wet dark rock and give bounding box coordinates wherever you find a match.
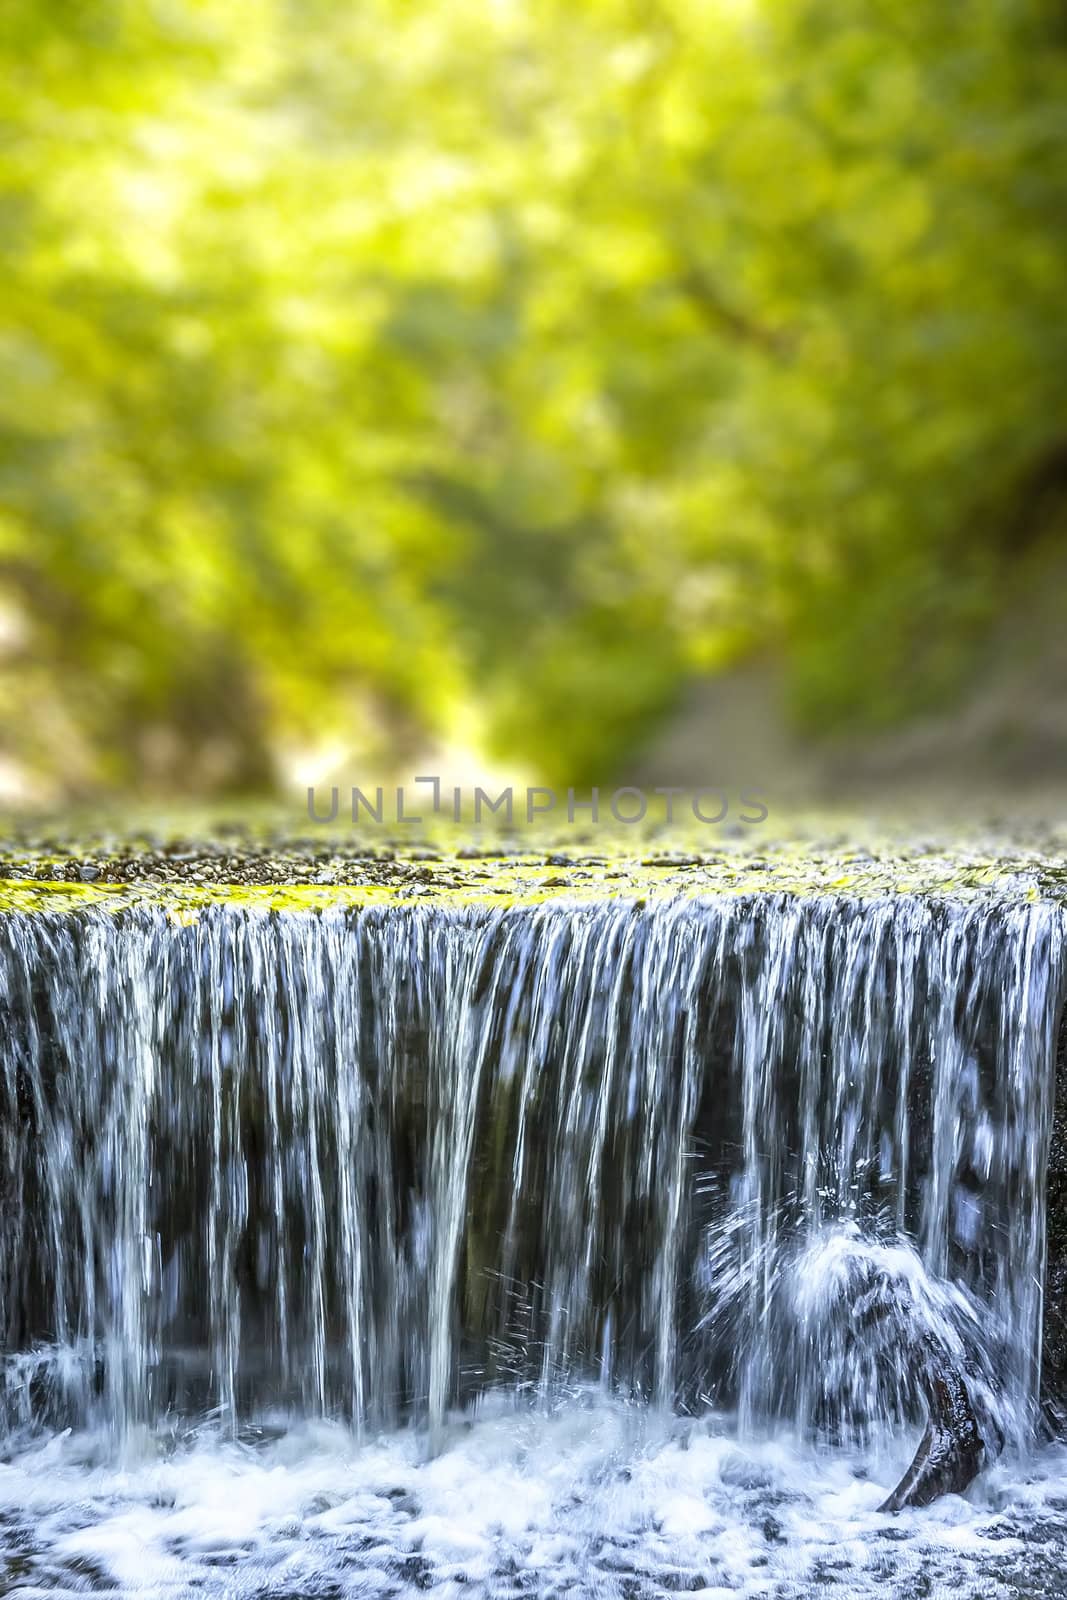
[879,1346,988,1512]
[811,1557,853,1583]
[393,1552,435,1589]
[658,1570,711,1591]
[61,1555,114,1590]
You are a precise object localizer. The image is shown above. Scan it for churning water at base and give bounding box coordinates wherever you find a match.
[7,1401,1067,1600]
[1,895,1066,1597]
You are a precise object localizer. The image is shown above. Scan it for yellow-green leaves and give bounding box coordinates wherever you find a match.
[0,0,1064,797]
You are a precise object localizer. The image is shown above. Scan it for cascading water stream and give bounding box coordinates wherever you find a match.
[1,893,1063,1470]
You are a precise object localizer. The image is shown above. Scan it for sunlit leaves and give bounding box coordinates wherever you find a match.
[0,0,1064,795]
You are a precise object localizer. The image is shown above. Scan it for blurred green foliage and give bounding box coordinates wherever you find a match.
[1,0,1065,797]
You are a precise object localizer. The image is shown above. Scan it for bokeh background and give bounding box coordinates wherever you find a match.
[2,0,1066,811]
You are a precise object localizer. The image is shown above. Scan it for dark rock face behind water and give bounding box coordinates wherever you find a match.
[1,893,1064,1467]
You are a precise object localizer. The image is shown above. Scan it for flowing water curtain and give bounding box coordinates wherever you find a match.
[697,898,1066,1444]
[0,896,1064,1445]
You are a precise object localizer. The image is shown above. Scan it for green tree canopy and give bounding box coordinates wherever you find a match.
[1,0,1065,797]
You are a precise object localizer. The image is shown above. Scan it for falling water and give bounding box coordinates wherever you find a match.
[0,895,1062,1441]
[1,894,1066,1597]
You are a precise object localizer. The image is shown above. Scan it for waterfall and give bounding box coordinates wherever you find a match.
[1,895,1064,1458]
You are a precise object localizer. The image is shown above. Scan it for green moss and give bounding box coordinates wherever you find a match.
[0,840,1057,923]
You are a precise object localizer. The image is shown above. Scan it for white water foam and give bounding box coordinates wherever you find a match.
[3,1398,1067,1597]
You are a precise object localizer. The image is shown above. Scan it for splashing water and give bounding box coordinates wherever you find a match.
[0,894,1065,1596]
